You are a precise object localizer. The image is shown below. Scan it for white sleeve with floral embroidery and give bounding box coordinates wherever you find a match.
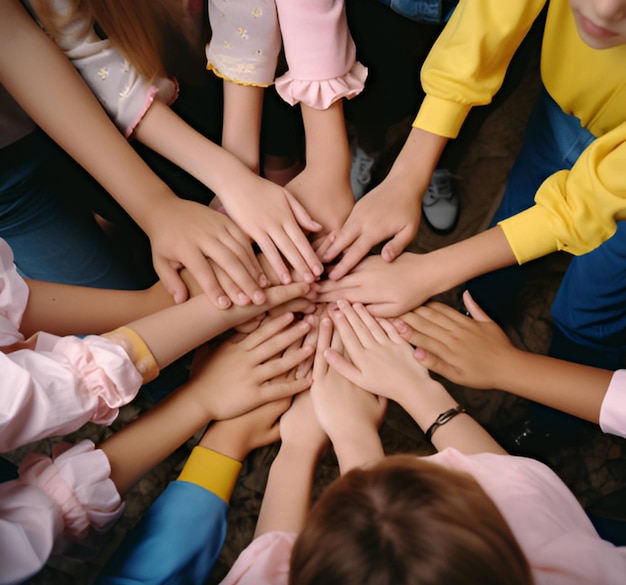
[27,0,177,137]
[206,0,281,87]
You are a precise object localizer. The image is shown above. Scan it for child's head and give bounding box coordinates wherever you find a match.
[289,454,533,585]
[569,0,626,49]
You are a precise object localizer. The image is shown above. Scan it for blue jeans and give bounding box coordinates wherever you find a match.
[489,89,626,368]
[376,0,457,24]
[0,130,152,289]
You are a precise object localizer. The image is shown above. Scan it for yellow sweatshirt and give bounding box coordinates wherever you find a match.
[414,0,626,263]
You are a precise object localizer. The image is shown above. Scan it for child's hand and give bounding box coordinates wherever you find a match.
[324,300,438,407]
[310,317,387,467]
[187,312,314,421]
[198,397,291,462]
[146,198,266,306]
[394,291,516,390]
[315,253,428,318]
[279,391,329,458]
[320,173,425,280]
[218,174,324,285]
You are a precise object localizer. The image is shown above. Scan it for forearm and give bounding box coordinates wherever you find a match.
[133,99,250,200]
[0,0,177,227]
[99,378,212,495]
[493,348,610,425]
[222,82,264,173]
[418,226,518,297]
[398,379,506,455]
[254,445,320,537]
[20,280,174,338]
[331,426,385,475]
[387,127,449,202]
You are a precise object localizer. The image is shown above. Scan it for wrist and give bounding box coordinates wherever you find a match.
[330,426,384,474]
[199,422,250,463]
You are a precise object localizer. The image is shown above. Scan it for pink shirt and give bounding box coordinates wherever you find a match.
[206,0,367,109]
[601,370,626,438]
[0,236,142,582]
[221,449,626,585]
[1,237,142,451]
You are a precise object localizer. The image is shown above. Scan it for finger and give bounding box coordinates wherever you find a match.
[269,227,321,284]
[334,300,380,348]
[287,192,323,234]
[177,250,232,309]
[323,346,363,385]
[328,303,365,357]
[241,311,295,349]
[251,319,313,364]
[312,317,333,380]
[375,316,406,344]
[259,344,315,383]
[212,263,252,307]
[326,238,374,281]
[153,258,189,304]
[462,290,493,323]
[320,224,359,264]
[261,282,312,312]
[206,241,266,305]
[312,232,334,257]
[380,226,413,263]
[260,376,311,405]
[351,302,392,345]
[234,313,265,334]
[255,236,292,285]
[268,297,316,319]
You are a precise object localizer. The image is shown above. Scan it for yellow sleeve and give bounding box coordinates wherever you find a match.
[499,125,626,264]
[176,446,243,504]
[413,0,546,138]
[101,326,159,384]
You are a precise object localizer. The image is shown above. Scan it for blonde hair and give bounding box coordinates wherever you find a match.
[34,0,196,81]
[290,455,534,585]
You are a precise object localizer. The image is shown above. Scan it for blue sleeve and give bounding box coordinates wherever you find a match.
[95,480,229,584]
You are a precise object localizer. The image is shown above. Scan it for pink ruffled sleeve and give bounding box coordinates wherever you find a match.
[1,332,142,452]
[219,531,296,585]
[0,440,123,585]
[274,0,367,109]
[38,0,178,137]
[0,237,29,348]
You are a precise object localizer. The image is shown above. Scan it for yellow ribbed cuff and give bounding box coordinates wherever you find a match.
[102,326,159,384]
[206,62,273,88]
[177,446,242,504]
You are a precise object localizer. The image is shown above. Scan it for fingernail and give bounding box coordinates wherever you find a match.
[259,274,269,287]
[238,292,250,304]
[313,263,324,276]
[218,295,231,308]
[253,291,266,304]
[281,273,292,284]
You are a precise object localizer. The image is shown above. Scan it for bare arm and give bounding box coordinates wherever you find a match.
[222,82,264,173]
[398,291,611,425]
[323,127,448,280]
[101,312,314,495]
[285,100,354,234]
[325,301,505,455]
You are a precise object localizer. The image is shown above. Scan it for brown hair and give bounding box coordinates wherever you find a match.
[33,0,201,81]
[289,455,534,585]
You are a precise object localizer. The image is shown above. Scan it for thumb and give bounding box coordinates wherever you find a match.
[155,259,189,304]
[381,228,412,262]
[462,290,492,323]
[286,192,323,233]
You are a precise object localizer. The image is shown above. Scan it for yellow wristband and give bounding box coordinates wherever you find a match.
[102,326,159,384]
[177,446,242,504]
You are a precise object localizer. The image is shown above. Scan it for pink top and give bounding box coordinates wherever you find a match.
[0,440,123,585]
[0,238,142,451]
[220,449,626,585]
[27,0,178,137]
[205,0,366,109]
[601,370,626,438]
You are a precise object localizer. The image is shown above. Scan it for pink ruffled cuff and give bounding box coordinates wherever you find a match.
[19,440,123,542]
[36,332,143,425]
[125,77,180,138]
[275,60,367,110]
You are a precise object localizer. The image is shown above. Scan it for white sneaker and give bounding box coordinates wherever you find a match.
[422,168,460,233]
[350,146,380,200]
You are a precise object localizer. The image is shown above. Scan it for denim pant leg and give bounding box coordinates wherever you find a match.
[550,222,626,368]
[0,131,152,289]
